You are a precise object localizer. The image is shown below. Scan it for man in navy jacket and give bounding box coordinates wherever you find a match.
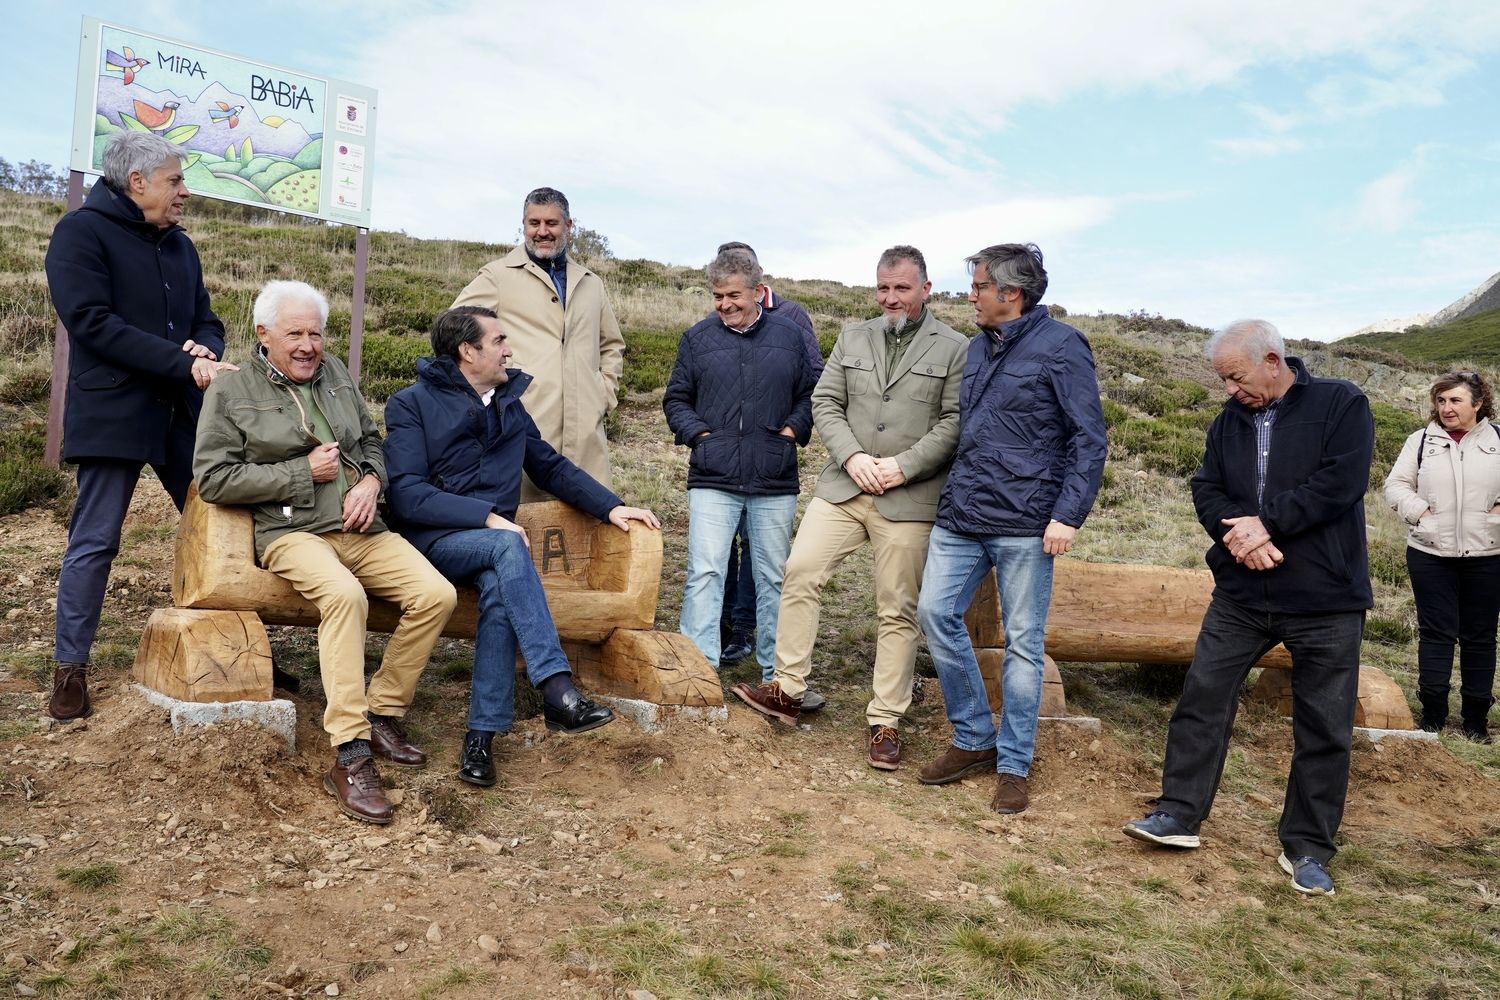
[664,247,821,678]
[916,243,1106,815]
[384,306,658,787]
[1123,319,1374,898]
[43,132,234,721]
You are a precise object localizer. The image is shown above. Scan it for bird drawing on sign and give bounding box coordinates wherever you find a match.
[104,46,149,86]
[132,100,180,132]
[209,102,245,128]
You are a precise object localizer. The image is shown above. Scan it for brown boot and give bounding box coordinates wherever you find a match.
[868,725,901,771]
[48,664,91,722]
[917,744,997,785]
[731,680,802,726]
[991,773,1029,814]
[369,715,428,769]
[324,756,394,825]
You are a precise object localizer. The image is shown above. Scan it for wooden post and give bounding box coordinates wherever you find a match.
[43,171,87,468]
[347,227,369,384]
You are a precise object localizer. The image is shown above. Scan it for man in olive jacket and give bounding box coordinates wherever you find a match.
[194,280,456,826]
[733,246,967,771]
[451,187,624,501]
[43,132,234,721]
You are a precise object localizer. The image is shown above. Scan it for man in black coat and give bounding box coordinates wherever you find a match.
[43,131,233,721]
[1122,319,1375,898]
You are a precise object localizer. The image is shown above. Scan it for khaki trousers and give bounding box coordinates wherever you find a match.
[262,530,457,747]
[772,495,933,726]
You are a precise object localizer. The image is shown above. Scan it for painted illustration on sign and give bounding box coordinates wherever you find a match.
[91,24,327,214]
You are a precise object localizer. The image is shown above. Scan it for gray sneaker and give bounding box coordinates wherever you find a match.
[1122,810,1201,849]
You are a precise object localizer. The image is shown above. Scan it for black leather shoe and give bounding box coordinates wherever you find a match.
[543,689,615,734]
[458,730,496,787]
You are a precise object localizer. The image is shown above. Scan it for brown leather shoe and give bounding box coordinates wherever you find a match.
[731,680,802,726]
[324,756,394,825]
[917,744,997,785]
[992,773,1029,814]
[48,664,92,722]
[868,725,901,770]
[369,715,428,769]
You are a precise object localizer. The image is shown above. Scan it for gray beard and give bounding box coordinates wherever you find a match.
[885,314,911,336]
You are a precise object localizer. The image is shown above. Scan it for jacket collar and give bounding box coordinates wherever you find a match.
[415,355,532,403]
[982,304,1050,351]
[1221,356,1308,420]
[84,179,181,243]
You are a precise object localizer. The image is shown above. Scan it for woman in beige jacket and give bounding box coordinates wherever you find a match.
[1383,370,1500,742]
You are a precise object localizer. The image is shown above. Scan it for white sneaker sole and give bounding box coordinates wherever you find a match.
[1121,822,1200,849]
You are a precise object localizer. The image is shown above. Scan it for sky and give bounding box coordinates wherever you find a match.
[8,0,1500,341]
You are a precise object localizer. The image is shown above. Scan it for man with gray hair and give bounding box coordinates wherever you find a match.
[916,243,1106,815]
[1123,319,1374,897]
[664,247,822,678]
[42,131,235,722]
[452,187,625,501]
[195,280,457,825]
[733,246,967,770]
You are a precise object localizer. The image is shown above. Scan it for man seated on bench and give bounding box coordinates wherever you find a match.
[194,280,458,826]
[383,306,660,787]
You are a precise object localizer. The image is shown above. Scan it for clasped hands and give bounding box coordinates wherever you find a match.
[308,442,380,533]
[1221,515,1283,571]
[183,340,239,389]
[844,452,906,495]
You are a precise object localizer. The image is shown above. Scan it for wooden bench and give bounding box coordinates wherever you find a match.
[964,560,1415,730]
[131,486,722,710]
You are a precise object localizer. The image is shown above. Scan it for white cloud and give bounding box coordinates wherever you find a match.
[1211,136,1305,156]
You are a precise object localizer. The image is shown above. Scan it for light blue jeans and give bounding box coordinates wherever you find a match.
[917,525,1055,777]
[682,488,797,678]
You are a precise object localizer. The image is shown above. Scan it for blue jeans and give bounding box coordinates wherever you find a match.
[918,525,1055,777]
[425,528,573,733]
[682,489,796,679]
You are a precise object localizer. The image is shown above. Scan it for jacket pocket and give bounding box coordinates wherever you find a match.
[906,363,949,404]
[842,356,874,395]
[756,429,796,481]
[690,434,733,479]
[75,364,128,390]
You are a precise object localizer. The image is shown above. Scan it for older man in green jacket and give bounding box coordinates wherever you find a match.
[194,280,456,825]
[733,246,968,770]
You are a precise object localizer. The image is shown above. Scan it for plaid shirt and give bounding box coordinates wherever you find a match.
[1252,398,1281,506]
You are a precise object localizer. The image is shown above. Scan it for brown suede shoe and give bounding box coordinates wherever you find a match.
[48,664,91,722]
[991,773,1029,814]
[868,725,901,771]
[324,756,394,825]
[731,680,802,726]
[917,744,997,785]
[369,715,428,769]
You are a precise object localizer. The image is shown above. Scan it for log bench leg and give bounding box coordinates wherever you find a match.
[564,629,724,707]
[1247,664,1417,730]
[132,608,273,702]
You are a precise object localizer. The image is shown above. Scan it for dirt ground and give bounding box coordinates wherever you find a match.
[2,480,1498,999]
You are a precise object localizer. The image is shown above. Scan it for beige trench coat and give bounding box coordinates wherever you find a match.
[452,246,625,499]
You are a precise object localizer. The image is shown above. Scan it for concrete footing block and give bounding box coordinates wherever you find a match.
[135,684,297,750]
[1355,726,1438,743]
[1041,715,1103,731]
[597,695,729,734]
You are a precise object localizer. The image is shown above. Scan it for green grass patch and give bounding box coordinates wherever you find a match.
[56,862,122,891]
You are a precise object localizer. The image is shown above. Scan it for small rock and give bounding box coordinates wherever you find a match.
[474,835,503,856]
[1245,792,1273,807]
[392,942,408,953]
[1399,893,1427,906]
[628,991,660,1000]
[551,830,577,846]
[52,940,78,959]
[476,934,501,957]
[866,941,890,955]
[324,985,340,997]
[362,836,392,849]
[15,983,38,997]
[728,868,746,881]
[425,922,443,944]
[3,953,27,971]
[386,789,405,806]
[382,903,396,913]
[975,820,1004,834]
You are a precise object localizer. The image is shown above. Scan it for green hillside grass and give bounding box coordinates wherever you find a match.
[1340,307,1500,368]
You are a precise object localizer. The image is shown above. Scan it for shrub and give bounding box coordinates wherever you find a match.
[1116,377,1210,417]
[1099,398,1129,429]
[1089,333,1169,381]
[621,328,680,396]
[1109,417,1204,477]
[1370,400,1419,486]
[358,332,429,383]
[1365,614,1415,646]
[0,366,49,405]
[0,427,68,514]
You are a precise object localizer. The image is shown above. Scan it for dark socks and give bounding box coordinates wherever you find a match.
[337,738,372,766]
[538,673,578,708]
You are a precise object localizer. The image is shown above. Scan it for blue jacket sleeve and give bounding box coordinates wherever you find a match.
[1047,335,1108,527]
[519,410,623,521]
[382,390,496,528]
[1191,415,1248,542]
[663,330,711,446]
[783,349,818,445]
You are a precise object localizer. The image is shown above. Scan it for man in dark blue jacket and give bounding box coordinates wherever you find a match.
[1123,319,1374,898]
[384,306,659,786]
[916,243,1106,815]
[664,248,821,678]
[43,132,234,722]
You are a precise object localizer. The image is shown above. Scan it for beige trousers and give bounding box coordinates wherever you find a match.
[772,495,933,726]
[262,530,457,747]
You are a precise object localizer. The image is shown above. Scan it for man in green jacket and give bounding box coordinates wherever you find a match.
[732,246,968,770]
[194,280,457,825]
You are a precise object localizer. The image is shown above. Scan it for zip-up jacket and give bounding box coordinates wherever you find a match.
[1383,420,1500,558]
[194,350,386,557]
[1191,358,1374,613]
[382,356,623,554]
[45,179,226,464]
[663,309,821,495]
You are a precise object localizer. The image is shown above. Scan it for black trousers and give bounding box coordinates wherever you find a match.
[1405,547,1500,703]
[1157,597,1365,864]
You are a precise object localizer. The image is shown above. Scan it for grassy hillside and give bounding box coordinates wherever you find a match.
[1340,307,1500,368]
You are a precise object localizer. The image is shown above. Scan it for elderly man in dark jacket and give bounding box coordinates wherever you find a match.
[917,243,1107,816]
[43,131,234,722]
[384,306,658,787]
[664,247,822,677]
[1123,319,1374,898]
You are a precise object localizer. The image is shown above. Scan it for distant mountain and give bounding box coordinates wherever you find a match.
[1428,270,1500,327]
[1342,311,1432,338]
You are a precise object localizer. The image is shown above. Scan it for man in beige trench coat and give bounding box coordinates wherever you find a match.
[452,187,625,500]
